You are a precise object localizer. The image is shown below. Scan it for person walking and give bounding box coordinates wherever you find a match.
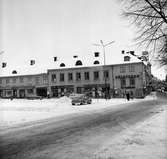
[126,92,130,101]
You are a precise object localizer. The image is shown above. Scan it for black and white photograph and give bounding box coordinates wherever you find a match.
[0,0,167,158]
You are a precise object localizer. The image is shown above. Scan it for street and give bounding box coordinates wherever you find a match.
[0,93,166,159]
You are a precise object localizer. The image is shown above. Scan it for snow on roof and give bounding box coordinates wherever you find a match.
[0,53,142,77]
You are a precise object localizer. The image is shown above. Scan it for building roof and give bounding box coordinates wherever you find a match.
[0,53,143,77]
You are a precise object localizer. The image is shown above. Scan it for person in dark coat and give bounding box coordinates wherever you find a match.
[126,92,130,101]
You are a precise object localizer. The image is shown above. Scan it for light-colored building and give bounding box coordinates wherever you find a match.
[48,61,151,98]
[0,73,48,98]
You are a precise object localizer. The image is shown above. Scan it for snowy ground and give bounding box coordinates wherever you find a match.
[0,95,154,128]
[93,103,167,159]
[1,93,167,159]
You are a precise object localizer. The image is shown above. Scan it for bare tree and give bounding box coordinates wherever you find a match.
[120,0,167,65]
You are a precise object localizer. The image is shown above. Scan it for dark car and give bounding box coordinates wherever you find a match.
[71,94,92,105]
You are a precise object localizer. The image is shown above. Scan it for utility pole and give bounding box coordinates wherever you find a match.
[93,40,115,99]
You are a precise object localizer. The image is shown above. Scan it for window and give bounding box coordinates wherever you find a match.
[12,78,17,83]
[84,72,89,80]
[51,74,56,82]
[43,76,48,84]
[60,73,65,82]
[60,63,65,67]
[27,76,32,82]
[124,56,130,61]
[19,77,24,83]
[35,77,40,84]
[94,71,99,80]
[94,60,100,65]
[130,78,135,86]
[120,78,126,88]
[120,66,126,73]
[75,60,83,66]
[104,70,109,79]
[76,72,81,81]
[68,73,73,81]
[129,65,135,72]
[27,89,33,94]
[6,79,9,84]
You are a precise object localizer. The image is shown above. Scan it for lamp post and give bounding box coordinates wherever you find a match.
[93,40,115,99]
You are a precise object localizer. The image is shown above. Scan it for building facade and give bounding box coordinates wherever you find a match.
[0,73,48,98]
[0,61,152,98]
[48,62,151,98]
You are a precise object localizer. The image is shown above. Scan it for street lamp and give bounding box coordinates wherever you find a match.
[93,40,115,99]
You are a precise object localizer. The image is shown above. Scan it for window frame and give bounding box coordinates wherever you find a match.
[84,72,90,80]
[94,71,99,80]
[60,73,65,82]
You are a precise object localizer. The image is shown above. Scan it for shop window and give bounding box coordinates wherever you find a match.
[94,71,99,80]
[84,72,89,80]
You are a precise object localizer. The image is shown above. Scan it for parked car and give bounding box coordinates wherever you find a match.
[71,94,92,105]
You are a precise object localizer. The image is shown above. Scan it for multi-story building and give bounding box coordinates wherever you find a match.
[0,73,48,98]
[0,56,152,98]
[47,61,151,98]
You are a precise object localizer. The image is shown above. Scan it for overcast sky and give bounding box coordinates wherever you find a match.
[0,0,166,79]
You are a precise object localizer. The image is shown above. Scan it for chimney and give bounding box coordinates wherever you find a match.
[94,52,100,57]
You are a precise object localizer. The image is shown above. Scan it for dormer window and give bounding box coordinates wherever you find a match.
[60,63,65,67]
[124,56,130,62]
[75,60,83,66]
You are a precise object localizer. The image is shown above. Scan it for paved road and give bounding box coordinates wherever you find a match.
[0,94,166,159]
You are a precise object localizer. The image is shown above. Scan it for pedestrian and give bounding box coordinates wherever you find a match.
[126,92,130,101]
[47,91,50,98]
